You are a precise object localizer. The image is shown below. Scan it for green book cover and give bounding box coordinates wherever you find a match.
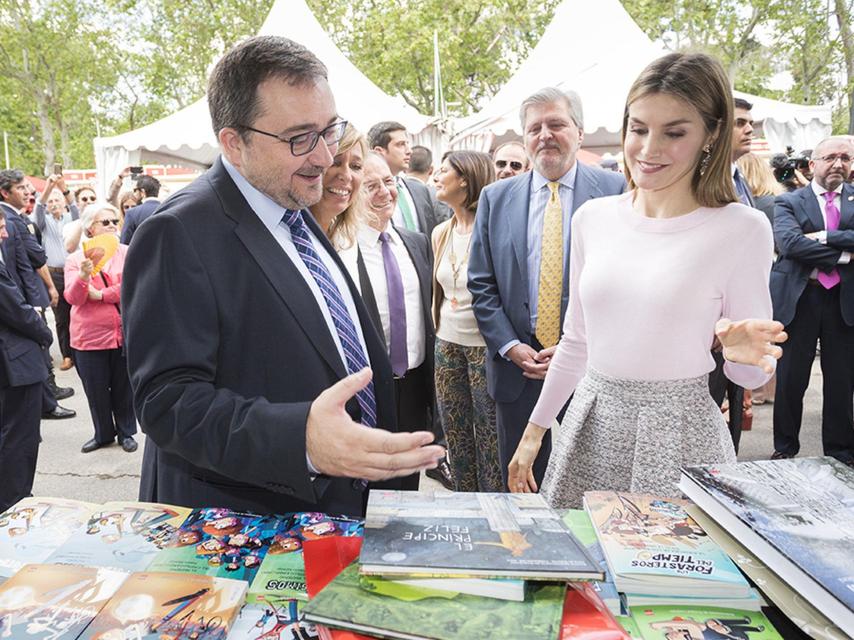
[629,605,784,639]
[302,563,565,640]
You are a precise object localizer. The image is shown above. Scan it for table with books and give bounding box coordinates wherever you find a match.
[0,456,851,640]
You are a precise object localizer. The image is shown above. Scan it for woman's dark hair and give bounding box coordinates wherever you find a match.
[445,151,495,212]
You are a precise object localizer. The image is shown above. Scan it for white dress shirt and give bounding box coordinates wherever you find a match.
[809,181,851,281]
[357,223,426,371]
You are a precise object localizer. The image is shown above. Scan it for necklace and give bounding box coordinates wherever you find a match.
[447,227,473,310]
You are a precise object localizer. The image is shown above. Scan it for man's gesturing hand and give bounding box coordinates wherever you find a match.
[306,368,445,481]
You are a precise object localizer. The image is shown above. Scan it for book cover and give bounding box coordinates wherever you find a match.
[562,509,622,616]
[360,491,600,581]
[629,605,783,640]
[147,508,288,583]
[227,599,319,640]
[82,234,118,277]
[302,563,565,640]
[47,502,192,573]
[0,498,97,579]
[680,458,854,638]
[559,582,630,639]
[583,492,749,597]
[0,563,126,640]
[378,576,526,602]
[248,513,362,602]
[686,504,847,640]
[79,571,247,640]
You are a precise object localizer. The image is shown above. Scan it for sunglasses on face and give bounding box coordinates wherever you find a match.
[94,218,120,227]
[495,160,524,171]
[79,196,97,203]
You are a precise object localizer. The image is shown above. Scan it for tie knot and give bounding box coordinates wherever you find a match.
[379,231,391,244]
[548,181,560,196]
[824,191,836,204]
[281,208,302,229]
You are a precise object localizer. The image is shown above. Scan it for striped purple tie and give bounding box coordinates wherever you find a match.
[282,209,377,427]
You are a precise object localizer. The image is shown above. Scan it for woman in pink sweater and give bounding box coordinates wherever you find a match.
[64,202,137,455]
[508,53,787,507]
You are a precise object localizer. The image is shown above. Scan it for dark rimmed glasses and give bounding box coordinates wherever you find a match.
[241,120,348,156]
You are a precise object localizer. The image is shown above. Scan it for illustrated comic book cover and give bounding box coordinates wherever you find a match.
[562,509,622,616]
[247,513,362,603]
[629,605,783,640]
[0,499,97,579]
[302,563,565,640]
[583,492,749,597]
[227,599,319,640]
[47,502,192,573]
[559,582,630,640]
[359,491,600,581]
[79,571,246,640]
[0,563,126,640]
[147,509,288,583]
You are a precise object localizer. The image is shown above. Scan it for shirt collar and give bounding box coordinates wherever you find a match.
[358,221,398,248]
[811,180,843,198]
[532,162,577,193]
[221,156,289,234]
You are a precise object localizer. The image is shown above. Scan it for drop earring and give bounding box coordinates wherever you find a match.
[699,144,712,176]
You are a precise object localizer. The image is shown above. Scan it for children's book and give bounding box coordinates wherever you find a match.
[147,508,288,583]
[227,599,319,640]
[583,492,750,598]
[559,582,630,639]
[680,457,854,639]
[247,513,362,602]
[0,498,97,579]
[686,503,849,640]
[0,563,126,640]
[562,509,622,616]
[372,575,526,602]
[629,605,784,640]
[359,491,600,581]
[78,571,247,640]
[47,502,191,573]
[302,563,566,640]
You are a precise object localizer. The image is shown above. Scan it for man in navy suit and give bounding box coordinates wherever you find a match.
[120,175,162,245]
[468,87,625,488]
[771,135,854,465]
[0,209,53,512]
[122,36,443,517]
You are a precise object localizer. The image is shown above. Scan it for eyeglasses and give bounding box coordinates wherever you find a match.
[816,154,852,165]
[79,196,97,203]
[495,160,524,171]
[241,120,348,156]
[95,218,120,227]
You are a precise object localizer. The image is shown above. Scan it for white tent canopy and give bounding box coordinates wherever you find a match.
[449,0,832,155]
[93,0,433,195]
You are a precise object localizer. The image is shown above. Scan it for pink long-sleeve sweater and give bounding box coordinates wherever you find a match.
[529,192,775,429]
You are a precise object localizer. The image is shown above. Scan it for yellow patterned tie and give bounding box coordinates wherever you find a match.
[536,181,563,348]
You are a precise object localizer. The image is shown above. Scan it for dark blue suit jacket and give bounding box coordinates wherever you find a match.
[0,203,48,307]
[0,261,51,389]
[468,164,625,402]
[771,182,854,326]
[121,199,161,245]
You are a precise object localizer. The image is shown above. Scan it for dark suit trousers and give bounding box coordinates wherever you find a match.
[0,381,42,512]
[393,362,430,491]
[708,351,744,453]
[48,268,72,359]
[75,348,137,445]
[37,310,57,414]
[773,284,854,462]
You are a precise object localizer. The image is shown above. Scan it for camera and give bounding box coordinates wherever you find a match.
[770,152,808,183]
[129,166,143,176]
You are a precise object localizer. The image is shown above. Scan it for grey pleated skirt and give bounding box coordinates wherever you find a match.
[540,367,737,509]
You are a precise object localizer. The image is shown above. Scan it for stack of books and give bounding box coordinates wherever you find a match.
[301,490,624,640]
[680,456,854,639]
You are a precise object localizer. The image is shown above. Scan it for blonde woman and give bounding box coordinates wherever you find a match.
[737,152,783,227]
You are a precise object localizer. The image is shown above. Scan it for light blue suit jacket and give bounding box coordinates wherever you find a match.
[468,163,625,402]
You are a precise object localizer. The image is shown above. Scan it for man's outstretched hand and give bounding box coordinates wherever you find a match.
[306,368,445,480]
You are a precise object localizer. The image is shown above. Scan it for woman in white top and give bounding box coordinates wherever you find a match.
[508,52,787,508]
[432,151,503,491]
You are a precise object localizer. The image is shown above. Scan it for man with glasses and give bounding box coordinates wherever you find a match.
[122,36,444,517]
[771,135,854,467]
[121,175,161,245]
[492,142,530,180]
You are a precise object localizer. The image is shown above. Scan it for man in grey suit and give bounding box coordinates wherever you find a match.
[368,121,445,236]
[469,87,625,488]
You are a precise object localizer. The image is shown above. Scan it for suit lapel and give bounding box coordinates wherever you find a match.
[840,184,854,230]
[397,229,432,333]
[800,187,825,231]
[509,173,532,291]
[356,247,385,349]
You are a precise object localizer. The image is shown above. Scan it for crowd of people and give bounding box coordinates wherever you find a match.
[0,34,851,516]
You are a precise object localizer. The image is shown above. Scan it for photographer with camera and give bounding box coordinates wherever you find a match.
[120,173,161,245]
[770,150,810,193]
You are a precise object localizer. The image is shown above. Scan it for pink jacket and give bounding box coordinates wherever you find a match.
[64,244,128,351]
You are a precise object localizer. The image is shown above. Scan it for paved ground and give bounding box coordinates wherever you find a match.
[32,337,826,504]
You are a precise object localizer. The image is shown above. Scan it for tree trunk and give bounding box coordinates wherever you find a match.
[22,50,56,172]
[834,0,854,133]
